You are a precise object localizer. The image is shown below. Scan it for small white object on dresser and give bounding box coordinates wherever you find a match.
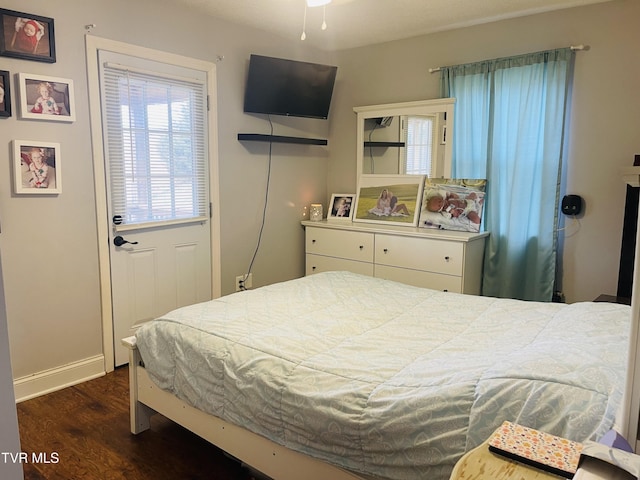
[302,220,488,295]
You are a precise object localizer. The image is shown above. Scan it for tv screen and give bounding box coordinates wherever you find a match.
[243,54,338,120]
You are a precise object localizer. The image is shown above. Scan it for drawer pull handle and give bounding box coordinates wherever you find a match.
[312,239,316,243]
[359,245,364,250]
[312,266,316,271]
[444,256,450,261]
[443,289,448,292]
[383,248,388,253]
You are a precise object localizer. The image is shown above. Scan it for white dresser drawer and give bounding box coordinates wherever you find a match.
[306,227,374,263]
[306,254,374,276]
[375,265,463,293]
[302,221,487,295]
[375,234,464,276]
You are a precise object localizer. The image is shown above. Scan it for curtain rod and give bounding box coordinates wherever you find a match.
[428,44,589,73]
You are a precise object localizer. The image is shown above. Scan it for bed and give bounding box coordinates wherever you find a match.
[124,270,631,480]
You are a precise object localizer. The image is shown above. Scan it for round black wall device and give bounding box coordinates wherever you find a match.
[561,194,583,216]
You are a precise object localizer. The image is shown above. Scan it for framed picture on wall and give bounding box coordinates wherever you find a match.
[0,70,10,118]
[13,140,62,194]
[327,193,355,222]
[0,8,55,63]
[353,175,424,226]
[18,73,75,122]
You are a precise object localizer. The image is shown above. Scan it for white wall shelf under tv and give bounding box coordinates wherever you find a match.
[237,134,327,146]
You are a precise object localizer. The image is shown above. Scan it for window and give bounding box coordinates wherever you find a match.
[102,62,208,227]
[402,115,436,176]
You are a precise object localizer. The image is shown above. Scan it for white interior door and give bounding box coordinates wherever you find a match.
[98,50,213,366]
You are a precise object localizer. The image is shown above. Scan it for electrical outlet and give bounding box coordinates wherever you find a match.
[235,273,253,292]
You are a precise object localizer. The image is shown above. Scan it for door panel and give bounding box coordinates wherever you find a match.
[111,224,211,366]
[176,243,200,307]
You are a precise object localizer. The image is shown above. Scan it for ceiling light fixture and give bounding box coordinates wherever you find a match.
[301,0,331,41]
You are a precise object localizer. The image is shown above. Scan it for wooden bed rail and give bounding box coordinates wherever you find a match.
[121,336,156,434]
[120,336,366,480]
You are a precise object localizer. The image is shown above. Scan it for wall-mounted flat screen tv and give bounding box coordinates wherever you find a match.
[243,54,338,120]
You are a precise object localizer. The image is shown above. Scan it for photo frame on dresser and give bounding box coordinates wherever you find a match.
[327,193,355,222]
[419,178,486,233]
[0,9,56,63]
[354,175,424,226]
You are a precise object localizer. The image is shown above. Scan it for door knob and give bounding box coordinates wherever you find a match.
[114,235,138,247]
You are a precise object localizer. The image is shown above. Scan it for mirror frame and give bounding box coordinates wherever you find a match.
[354,98,456,184]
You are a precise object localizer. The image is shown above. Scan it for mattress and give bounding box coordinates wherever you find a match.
[134,271,631,480]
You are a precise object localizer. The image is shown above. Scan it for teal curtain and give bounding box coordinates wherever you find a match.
[441,49,574,301]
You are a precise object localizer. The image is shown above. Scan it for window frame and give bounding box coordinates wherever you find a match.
[101,60,209,230]
[401,114,439,177]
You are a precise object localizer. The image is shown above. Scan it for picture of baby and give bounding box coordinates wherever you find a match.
[1,10,55,62]
[21,75,74,120]
[331,196,352,218]
[425,191,481,224]
[419,179,486,232]
[20,146,56,189]
[30,82,60,115]
[10,18,45,54]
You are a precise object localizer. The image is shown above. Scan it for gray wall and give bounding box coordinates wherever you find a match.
[0,0,638,391]
[0,0,330,382]
[329,0,640,304]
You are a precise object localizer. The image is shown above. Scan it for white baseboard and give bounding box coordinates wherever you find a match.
[13,355,105,403]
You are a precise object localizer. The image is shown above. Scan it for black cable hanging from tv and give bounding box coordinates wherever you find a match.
[242,116,274,290]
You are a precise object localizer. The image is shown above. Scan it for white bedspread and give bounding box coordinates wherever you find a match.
[135,271,630,480]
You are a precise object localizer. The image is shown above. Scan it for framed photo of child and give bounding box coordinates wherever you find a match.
[327,194,355,222]
[18,73,75,122]
[0,70,10,118]
[419,178,486,233]
[13,140,62,194]
[0,9,55,63]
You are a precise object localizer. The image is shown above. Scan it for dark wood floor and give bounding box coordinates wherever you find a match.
[17,366,256,480]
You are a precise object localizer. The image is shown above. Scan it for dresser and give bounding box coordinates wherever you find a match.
[302,220,488,295]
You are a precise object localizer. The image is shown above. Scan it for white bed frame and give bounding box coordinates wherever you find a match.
[122,337,367,480]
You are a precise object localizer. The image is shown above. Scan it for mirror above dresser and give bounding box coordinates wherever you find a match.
[354,98,455,180]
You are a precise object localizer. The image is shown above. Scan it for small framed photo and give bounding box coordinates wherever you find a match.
[0,70,10,117]
[354,175,424,226]
[327,194,355,222]
[0,9,55,63]
[18,73,75,122]
[13,140,61,194]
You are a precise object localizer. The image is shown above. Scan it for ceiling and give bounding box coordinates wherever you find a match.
[172,0,612,51]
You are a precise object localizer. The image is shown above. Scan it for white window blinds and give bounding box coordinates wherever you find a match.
[102,63,208,227]
[403,115,436,176]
